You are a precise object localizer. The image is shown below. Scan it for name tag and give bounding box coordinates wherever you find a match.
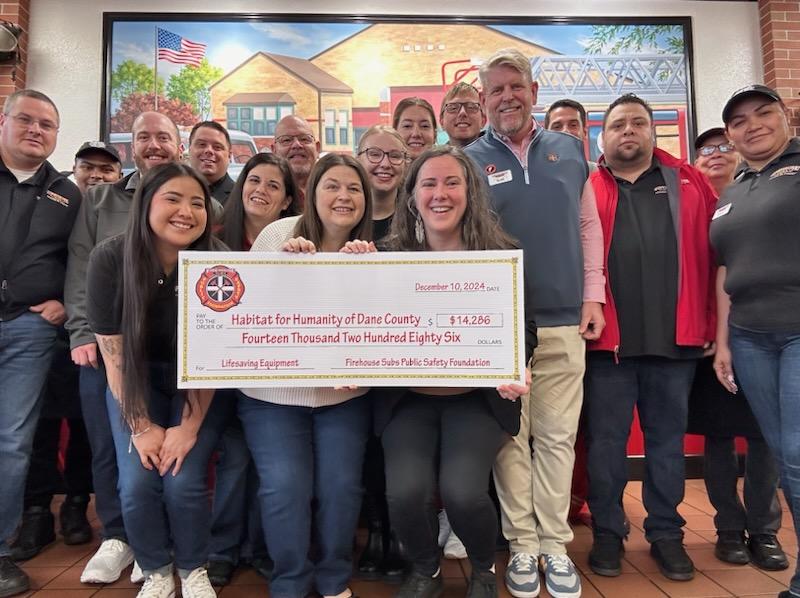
[712,203,732,220]
[487,169,513,186]
[46,190,70,207]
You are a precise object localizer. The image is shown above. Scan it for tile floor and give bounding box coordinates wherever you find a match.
[15,480,796,597]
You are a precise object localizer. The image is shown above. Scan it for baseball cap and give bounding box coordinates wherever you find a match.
[722,85,782,124]
[694,127,726,150]
[75,141,120,163]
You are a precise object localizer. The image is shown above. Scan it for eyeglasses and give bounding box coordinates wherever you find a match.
[275,134,315,147]
[358,147,408,165]
[698,143,735,156]
[443,102,481,115]
[5,112,59,133]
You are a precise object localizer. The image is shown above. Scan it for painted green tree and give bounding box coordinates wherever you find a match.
[110,60,165,103]
[166,59,224,120]
[585,25,684,55]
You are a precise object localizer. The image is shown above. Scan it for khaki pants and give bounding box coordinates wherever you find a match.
[493,325,585,555]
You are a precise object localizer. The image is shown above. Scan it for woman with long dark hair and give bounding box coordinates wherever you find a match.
[87,163,226,598]
[379,146,534,598]
[239,153,374,598]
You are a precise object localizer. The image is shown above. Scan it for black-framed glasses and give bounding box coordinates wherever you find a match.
[699,143,735,156]
[358,147,407,165]
[443,101,481,115]
[275,134,315,147]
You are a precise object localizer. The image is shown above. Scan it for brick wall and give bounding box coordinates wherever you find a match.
[0,0,28,104]
[760,0,800,135]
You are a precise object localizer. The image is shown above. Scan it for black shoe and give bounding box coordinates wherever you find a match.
[749,534,789,571]
[59,496,91,545]
[357,522,384,580]
[714,531,749,565]
[466,569,497,598]
[249,556,273,581]
[9,506,55,561]
[207,560,235,586]
[382,530,407,583]
[650,538,694,581]
[0,556,29,598]
[589,534,624,577]
[396,570,443,598]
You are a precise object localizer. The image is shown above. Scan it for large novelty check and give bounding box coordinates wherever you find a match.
[177,250,525,388]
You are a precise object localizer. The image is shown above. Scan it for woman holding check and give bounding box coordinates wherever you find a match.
[86,163,227,598]
[239,153,375,598]
[379,146,535,598]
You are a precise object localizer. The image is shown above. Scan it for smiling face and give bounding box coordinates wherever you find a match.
[414,155,468,250]
[725,96,791,167]
[0,96,60,170]
[357,131,407,198]
[272,116,319,181]
[147,175,207,255]
[315,164,366,241]
[694,133,739,188]
[132,112,180,174]
[480,65,537,142]
[441,90,485,147]
[241,163,292,226]
[602,101,655,170]
[189,125,230,184]
[397,105,436,158]
[547,106,586,140]
[73,151,122,193]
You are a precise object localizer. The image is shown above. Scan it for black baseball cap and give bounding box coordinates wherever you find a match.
[694,127,726,150]
[75,141,120,163]
[722,85,782,124]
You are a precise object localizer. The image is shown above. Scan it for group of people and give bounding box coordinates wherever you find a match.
[0,45,798,598]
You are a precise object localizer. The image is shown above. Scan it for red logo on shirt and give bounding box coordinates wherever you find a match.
[485,164,497,175]
[195,265,245,312]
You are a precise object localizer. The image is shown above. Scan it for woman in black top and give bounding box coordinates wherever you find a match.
[379,146,534,598]
[87,163,226,598]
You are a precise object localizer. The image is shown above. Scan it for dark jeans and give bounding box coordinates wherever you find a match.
[238,393,370,598]
[586,353,697,542]
[729,324,800,595]
[79,364,126,541]
[703,435,781,535]
[382,391,507,575]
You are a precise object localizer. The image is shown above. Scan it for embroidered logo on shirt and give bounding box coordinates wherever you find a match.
[46,190,70,207]
[485,164,497,175]
[769,165,800,180]
[195,265,245,313]
[547,153,559,162]
[654,185,668,194]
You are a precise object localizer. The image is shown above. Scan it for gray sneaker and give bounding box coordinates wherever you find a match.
[539,554,581,598]
[504,552,540,598]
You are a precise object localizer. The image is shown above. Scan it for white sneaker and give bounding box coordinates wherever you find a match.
[137,571,176,598]
[80,539,135,583]
[443,529,468,559]
[180,567,216,598]
[131,561,144,583]
[437,510,452,548]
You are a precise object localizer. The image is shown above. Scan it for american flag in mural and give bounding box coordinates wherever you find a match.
[156,27,206,67]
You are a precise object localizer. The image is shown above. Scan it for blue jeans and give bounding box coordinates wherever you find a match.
[729,325,800,595]
[79,363,127,541]
[238,393,369,598]
[0,312,57,554]
[106,384,225,571]
[585,353,697,542]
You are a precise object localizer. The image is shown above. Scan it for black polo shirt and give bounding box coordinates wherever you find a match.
[209,173,234,205]
[86,234,179,393]
[608,161,701,359]
[710,137,800,333]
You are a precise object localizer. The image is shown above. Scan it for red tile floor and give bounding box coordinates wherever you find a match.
[16,480,796,597]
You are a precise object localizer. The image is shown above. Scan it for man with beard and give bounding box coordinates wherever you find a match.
[188,121,233,205]
[465,48,605,598]
[64,111,181,586]
[584,94,717,582]
[271,115,319,210]
[440,82,486,147]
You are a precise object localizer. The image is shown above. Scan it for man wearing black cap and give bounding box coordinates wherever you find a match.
[711,84,800,598]
[72,141,122,195]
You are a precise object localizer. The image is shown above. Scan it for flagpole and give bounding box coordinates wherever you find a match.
[154,26,159,111]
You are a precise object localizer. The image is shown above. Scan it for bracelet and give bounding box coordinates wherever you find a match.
[128,426,151,453]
